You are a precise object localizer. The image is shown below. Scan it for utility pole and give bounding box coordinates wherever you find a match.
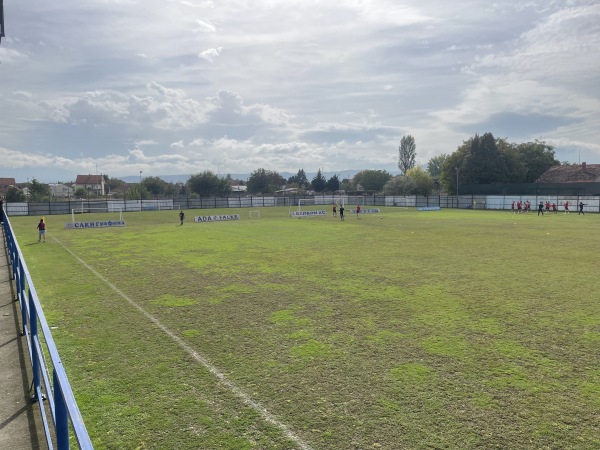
[456,167,459,208]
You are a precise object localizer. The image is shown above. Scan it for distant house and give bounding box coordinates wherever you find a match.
[537,163,600,183]
[229,179,247,193]
[75,174,105,196]
[49,183,74,198]
[0,177,16,195]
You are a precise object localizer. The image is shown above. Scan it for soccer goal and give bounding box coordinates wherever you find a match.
[72,207,123,222]
[288,199,326,218]
[249,210,261,219]
[157,203,180,211]
[342,195,365,207]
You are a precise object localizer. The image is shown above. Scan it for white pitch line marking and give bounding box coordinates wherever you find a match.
[53,236,313,450]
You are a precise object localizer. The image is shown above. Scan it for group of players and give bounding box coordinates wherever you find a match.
[511,200,586,215]
[331,203,361,220]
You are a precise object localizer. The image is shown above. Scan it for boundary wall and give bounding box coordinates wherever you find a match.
[4,194,600,217]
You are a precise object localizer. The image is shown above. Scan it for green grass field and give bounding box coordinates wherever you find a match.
[11,207,600,449]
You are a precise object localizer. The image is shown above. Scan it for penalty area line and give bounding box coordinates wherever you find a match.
[52,236,313,450]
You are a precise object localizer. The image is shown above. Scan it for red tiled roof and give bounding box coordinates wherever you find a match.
[537,164,600,183]
[75,174,104,184]
[0,177,16,187]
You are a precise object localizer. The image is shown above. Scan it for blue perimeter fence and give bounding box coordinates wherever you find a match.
[4,194,600,216]
[1,208,94,449]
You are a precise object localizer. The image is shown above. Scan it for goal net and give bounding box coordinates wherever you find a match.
[72,207,123,222]
[249,210,261,219]
[289,199,326,218]
[345,195,365,206]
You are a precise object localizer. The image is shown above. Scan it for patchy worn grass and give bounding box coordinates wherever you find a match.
[11,207,600,449]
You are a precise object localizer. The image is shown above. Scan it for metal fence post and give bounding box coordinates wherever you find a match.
[54,369,70,449]
[29,290,41,402]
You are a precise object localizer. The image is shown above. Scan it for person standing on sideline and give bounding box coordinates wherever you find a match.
[332,203,337,216]
[511,201,515,213]
[579,202,585,215]
[37,218,46,242]
[356,204,361,219]
[339,204,345,221]
[179,210,185,225]
[564,201,570,213]
[538,201,544,216]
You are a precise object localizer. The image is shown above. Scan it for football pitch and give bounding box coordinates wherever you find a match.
[11,207,600,449]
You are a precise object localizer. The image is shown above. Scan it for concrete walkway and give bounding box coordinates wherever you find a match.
[0,227,46,449]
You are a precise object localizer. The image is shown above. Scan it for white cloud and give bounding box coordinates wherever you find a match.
[1,0,599,181]
[198,47,222,62]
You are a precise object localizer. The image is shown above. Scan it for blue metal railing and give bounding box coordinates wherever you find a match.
[2,210,94,450]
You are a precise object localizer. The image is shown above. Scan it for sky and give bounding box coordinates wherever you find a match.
[1,0,599,183]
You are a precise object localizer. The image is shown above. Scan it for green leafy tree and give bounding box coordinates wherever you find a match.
[440,146,468,195]
[162,182,180,196]
[126,184,150,200]
[383,176,416,195]
[462,133,508,184]
[497,139,527,183]
[187,171,231,197]
[353,170,392,192]
[74,187,88,199]
[5,186,26,202]
[311,170,327,192]
[340,178,353,192]
[29,179,50,201]
[427,154,448,179]
[246,168,284,194]
[142,176,169,196]
[287,169,309,188]
[104,177,127,195]
[406,166,434,195]
[398,135,416,175]
[517,140,559,182]
[326,174,340,192]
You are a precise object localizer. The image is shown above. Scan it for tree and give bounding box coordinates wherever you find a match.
[340,178,353,192]
[462,133,509,184]
[246,168,284,194]
[517,140,559,182]
[497,139,527,183]
[383,176,416,195]
[287,169,309,188]
[104,177,127,195]
[142,176,169,196]
[439,146,468,195]
[311,170,327,192]
[5,186,25,202]
[187,171,231,197]
[353,169,392,192]
[29,179,50,201]
[383,167,433,196]
[398,135,416,175]
[126,184,150,200]
[427,154,448,179]
[74,187,88,199]
[326,174,340,192]
[406,167,434,196]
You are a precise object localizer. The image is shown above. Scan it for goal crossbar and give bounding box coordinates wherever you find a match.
[72,207,123,222]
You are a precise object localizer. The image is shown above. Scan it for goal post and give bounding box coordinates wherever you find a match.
[72,207,123,222]
[347,195,365,206]
[249,210,261,219]
[288,198,327,218]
